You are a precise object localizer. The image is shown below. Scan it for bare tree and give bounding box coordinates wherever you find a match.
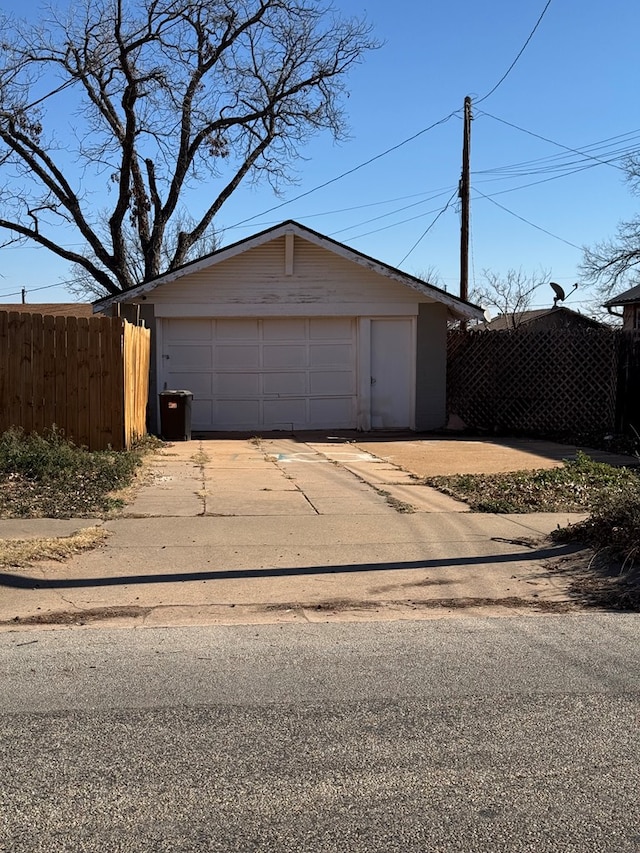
[581,155,640,301]
[411,265,446,289]
[471,268,550,328]
[0,0,378,295]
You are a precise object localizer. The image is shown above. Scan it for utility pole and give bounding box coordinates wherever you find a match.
[21,287,26,304]
[459,96,472,310]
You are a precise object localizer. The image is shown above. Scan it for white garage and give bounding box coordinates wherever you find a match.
[95,221,483,434]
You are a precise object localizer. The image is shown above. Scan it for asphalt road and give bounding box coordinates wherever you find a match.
[1,615,639,852]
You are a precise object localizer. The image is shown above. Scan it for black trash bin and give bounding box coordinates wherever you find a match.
[159,390,193,441]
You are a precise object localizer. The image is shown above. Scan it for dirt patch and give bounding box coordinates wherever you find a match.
[2,595,580,630]
[0,526,108,568]
[376,489,415,513]
[265,597,578,614]
[4,605,152,627]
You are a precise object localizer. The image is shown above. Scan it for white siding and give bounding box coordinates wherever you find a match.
[150,236,432,308]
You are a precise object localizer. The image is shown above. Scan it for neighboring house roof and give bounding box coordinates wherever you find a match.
[481,306,604,330]
[603,283,640,307]
[0,303,96,318]
[93,220,484,322]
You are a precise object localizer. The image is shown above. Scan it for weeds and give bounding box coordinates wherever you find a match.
[426,451,640,609]
[425,451,640,513]
[0,428,146,518]
[552,491,640,602]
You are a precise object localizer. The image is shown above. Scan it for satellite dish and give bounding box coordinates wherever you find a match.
[550,281,579,307]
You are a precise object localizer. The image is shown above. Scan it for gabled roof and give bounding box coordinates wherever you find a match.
[482,306,604,330]
[93,220,484,321]
[603,282,640,307]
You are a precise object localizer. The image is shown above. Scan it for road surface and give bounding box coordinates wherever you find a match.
[1,614,639,852]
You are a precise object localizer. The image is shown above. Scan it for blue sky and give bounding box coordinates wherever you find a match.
[1,0,639,313]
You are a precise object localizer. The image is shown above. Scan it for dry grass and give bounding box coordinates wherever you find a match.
[0,526,108,568]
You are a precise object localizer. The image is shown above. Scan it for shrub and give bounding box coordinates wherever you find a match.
[554,492,640,569]
[0,428,143,518]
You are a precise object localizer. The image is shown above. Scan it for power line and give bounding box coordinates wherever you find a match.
[477,111,631,174]
[476,159,617,199]
[0,279,76,299]
[475,128,640,178]
[475,0,554,105]
[473,188,582,249]
[329,188,456,238]
[227,121,638,242]
[227,111,461,229]
[223,186,459,234]
[397,190,459,267]
[327,153,597,243]
[338,200,458,242]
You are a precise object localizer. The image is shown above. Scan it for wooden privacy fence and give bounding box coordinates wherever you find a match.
[0,311,150,450]
[447,327,620,437]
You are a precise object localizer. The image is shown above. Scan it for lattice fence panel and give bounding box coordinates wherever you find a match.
[447,328,619,436]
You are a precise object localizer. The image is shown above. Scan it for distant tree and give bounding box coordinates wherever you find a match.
[581,155,640,302]
[0,0,378,296]
[471,268,551,328]
[411,265,446,289]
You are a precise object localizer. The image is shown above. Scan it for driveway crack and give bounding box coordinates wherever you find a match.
[258,438,320,514]
[192,440,209,516]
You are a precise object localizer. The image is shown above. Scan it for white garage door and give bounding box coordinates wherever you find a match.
[162,317,357,430]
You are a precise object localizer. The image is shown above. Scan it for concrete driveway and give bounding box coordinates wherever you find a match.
[352,434,635,477]
[2,434,630,630]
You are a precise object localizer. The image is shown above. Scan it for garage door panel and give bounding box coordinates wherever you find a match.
[215,319,259,339]
[310,371,354,395]
[217,373,260,395]
[168,372,212,396]
[168,344,212,368]
[309,317,352,339]
[263,319,306,340]
[167,318,211,340]
[309,397,355,425]
[309,344,352,369]
[192,398,213,427]
[264,398,306,425]
[215,345,260,369]
[216,399,261,426]
[263,372,307,395]
[263,345,307,368]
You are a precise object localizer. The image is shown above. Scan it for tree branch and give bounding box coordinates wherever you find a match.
[0,0,378,293]
[0,217,119,294]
